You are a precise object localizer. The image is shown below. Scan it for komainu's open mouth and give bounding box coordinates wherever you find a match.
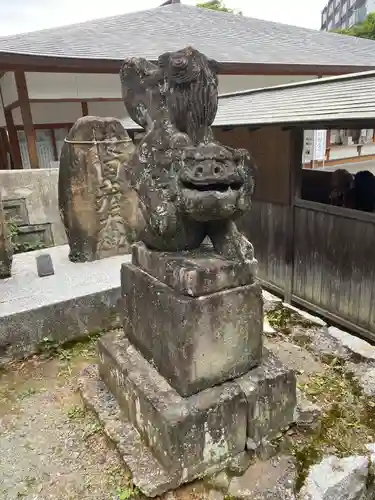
[182,181,243,192]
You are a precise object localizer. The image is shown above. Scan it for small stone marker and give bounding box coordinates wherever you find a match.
[36,253,55,277]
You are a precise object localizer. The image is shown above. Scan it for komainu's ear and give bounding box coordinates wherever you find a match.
[208,57,221,75]
[158,52,172,70]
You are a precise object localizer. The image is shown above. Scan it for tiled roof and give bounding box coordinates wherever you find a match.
[120,70,375,130]
[0,3,375,68]
[216,70,375,127]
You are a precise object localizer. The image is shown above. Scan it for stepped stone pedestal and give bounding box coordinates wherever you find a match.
[79,244,297,496]
[123,243,263,397]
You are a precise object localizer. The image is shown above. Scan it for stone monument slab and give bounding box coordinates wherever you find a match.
[121,260,263,397]
[58,116,136,263]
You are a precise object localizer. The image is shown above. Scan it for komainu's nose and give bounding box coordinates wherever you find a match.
[191,162,225,180]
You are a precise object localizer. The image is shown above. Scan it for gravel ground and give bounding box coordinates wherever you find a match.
[0,336,209,500]
[1,308,373,500]
[0,340,134,500]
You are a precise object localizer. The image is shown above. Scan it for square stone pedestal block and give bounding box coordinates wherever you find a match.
[98,331,248,477]
[121,246,263,397]
[79,331,297,496]
[237,350,297,448]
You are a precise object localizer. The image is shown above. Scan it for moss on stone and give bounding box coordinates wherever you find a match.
[291,361,375,492]
[266,305,315,336]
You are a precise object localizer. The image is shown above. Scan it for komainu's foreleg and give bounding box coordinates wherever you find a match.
[207,220,257,275]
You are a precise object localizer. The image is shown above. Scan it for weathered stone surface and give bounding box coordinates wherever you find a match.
[326,327,375,363]
[348,363,375,398]
[366,446,375,500]
[366,444,375,464]
[263,291,282,314]
[118,47,257,270]
[294,389,322,429]
[227,451,254,476]
[36,253,55,277]
[228,455,297,499]
[58,116,136,263]
[206,471,231,492]
[263,317,276,336]
[291,325,351,362]
[0,191,12,279]
[98,331,247,477]
[283,303,327,328]
[358,367,375,397]
[237,350,297,447]
[132,242,255,296]
[78,364,181,497]
[207,490,225,500]
[265,338,325,383]
[82,364,246,497]
[299,455,370,500]
[121,261,263,397]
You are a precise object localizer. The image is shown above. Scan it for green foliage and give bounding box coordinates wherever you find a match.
[115,486,140,500]
[292,361,375,491]
[335,12,375,40]
[6,219,19,248]
[6,218,46,254]
[36,331,102,360]
[196,0,242,14]
[66,405,86,420]
[266,305,315,335]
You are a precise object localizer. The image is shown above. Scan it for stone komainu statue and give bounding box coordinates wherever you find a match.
[58,116,137,262]
[118,46,257,271]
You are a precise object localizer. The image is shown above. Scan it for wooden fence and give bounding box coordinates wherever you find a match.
[241,199,375,342]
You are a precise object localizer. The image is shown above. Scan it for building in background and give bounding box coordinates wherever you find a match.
[1,0,375,169]
[321,0,375,31]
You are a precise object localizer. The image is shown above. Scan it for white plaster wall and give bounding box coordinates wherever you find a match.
[88,101,125,118]
[23,72,320,101]
[0,73,18,107]
[26,73,122,99]
[0,73,320,127]
[12,102,82,125]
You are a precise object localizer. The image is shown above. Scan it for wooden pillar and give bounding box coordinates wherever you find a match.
[0,128,9,169]
[284,127,304,304]
[50,129,58,161]
[4,108,22,168]
[81,101,88,116]
[15,71,39,169]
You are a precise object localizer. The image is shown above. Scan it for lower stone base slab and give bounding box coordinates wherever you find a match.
[78,365,246,497]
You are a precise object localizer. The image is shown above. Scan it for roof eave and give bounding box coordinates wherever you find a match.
[0,52,374,75]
